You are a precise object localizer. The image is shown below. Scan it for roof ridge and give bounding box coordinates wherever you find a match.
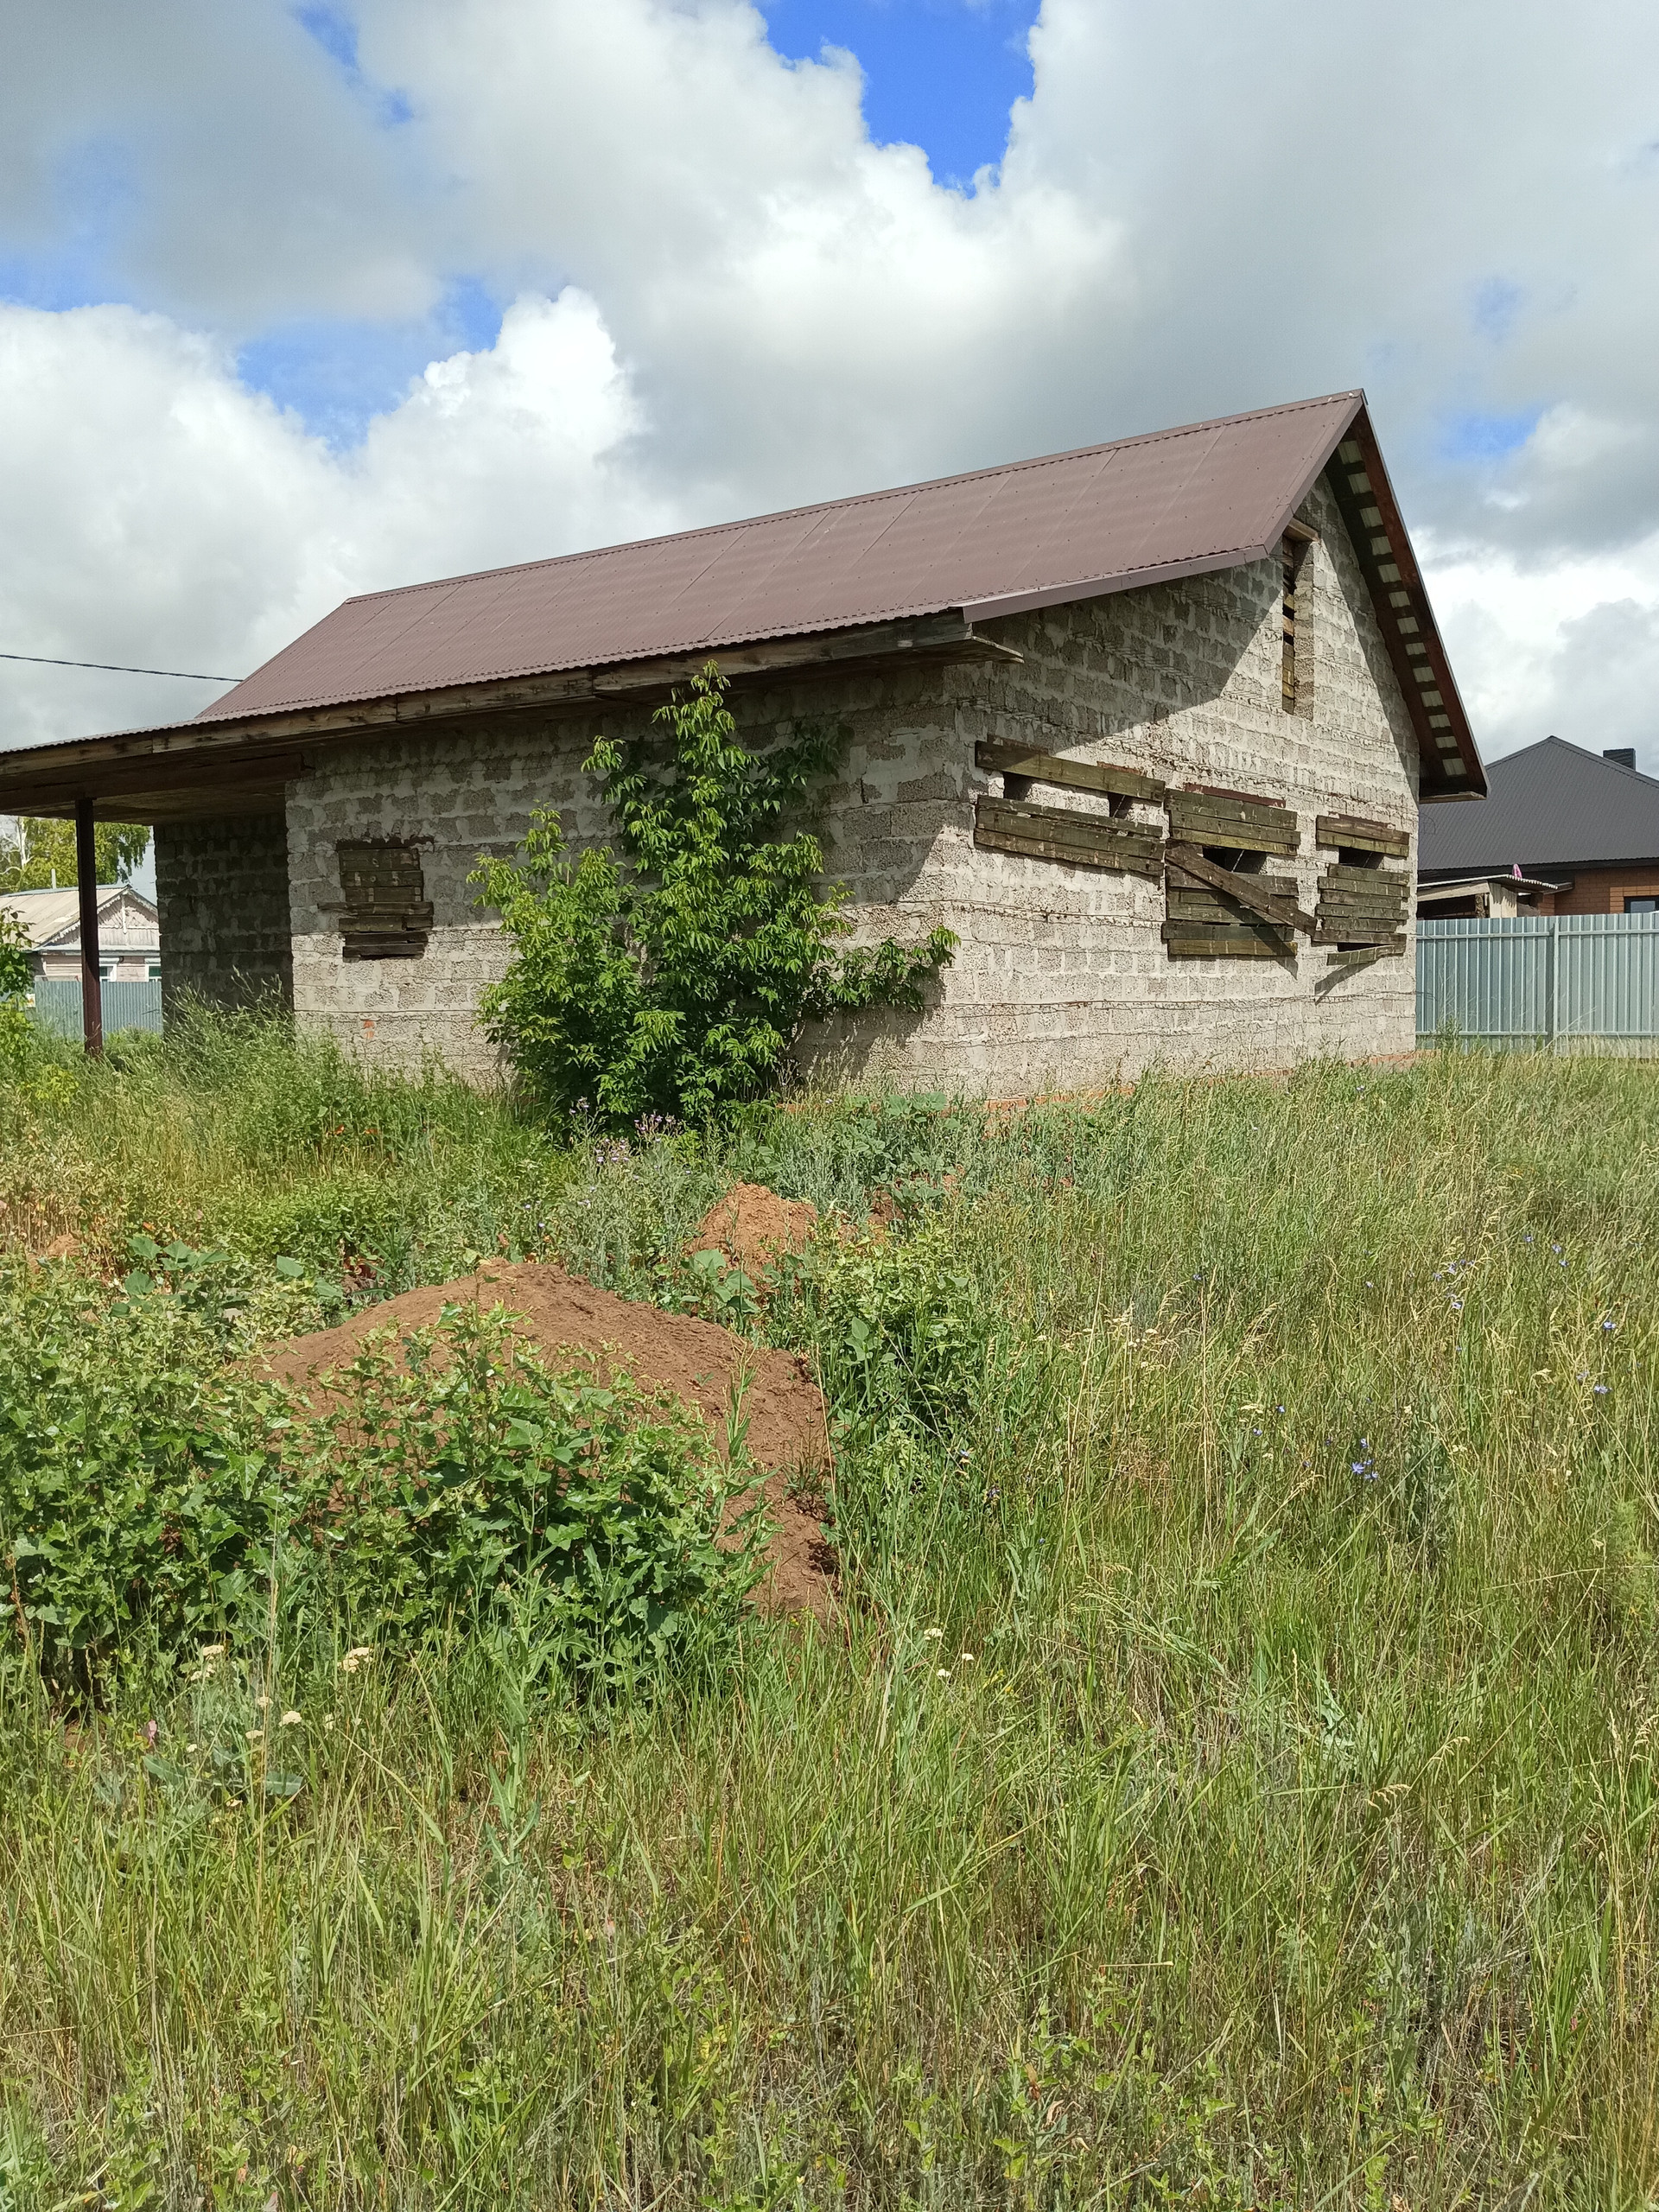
[330,390,1366,611]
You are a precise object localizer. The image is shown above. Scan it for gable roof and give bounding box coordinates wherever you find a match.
[0,389,1483,820]
[1417,735,1659,875]
[205,391,1371,719]
[0,884,158,949]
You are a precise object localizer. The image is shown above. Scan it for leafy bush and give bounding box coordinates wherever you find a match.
[771,1220,986,1440]
[279,1309,768,1681]
[0,910,29,1004]
[474,664,957,1126]
[0,1290,765,1693]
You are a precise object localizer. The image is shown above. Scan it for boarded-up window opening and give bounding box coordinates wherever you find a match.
[334,839,435,960]
[1164,791,1303,959]
[976,739,1165,809]
[1281,531,1313,714]
[1282,535,1309,708]
[1315,859,1408,954]
[974,796,1164,880]
[1310,813,1409,955]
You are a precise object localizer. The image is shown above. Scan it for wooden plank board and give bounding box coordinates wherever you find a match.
[974,797,1165,879]
[1313,924,1407,946]
[1166,842,1315,934]
[1166,791,1300,855]
[1167,886,1300,925]
[976,739,1164,802]
[1321,861,1411,892]
[1324,939,1406,969]
[1162,922,1297,960]
[1318,880,1409,908]
[1315,812,1410,857]
[1317,894,1410,923]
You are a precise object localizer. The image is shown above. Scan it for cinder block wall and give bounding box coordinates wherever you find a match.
[805,470,1421,1087]
[154,813,295,1017]
[283,469,1421,1089]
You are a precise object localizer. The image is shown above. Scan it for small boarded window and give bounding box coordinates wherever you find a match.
[334,839,434,960]
[1163,790,1306,959]
[1281,529,1313,714]
[972,741,1167,880]
[1313,814,1409,962]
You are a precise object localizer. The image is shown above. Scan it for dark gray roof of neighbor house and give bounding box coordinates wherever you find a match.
[197,391,1373,719]
[0,388,1484,819]
[1417,735,1659,875]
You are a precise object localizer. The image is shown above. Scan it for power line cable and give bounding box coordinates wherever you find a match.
[0,651,245,682]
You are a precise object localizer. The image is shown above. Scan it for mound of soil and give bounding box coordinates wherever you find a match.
[256,1261,835,1618]
[688,1183,818,1277]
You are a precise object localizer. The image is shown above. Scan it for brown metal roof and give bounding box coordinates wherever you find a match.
[0,389,1484,814]
[201,391,1365,722]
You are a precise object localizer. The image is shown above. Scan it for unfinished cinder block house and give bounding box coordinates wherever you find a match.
[0,391,1485,1090]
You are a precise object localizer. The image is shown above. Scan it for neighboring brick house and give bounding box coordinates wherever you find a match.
[0,885,160,982]
[0,391,1486,1091]
[1418,735,1659,916]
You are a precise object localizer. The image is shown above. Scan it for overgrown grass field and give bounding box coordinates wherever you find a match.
[0,1017,1655,2207]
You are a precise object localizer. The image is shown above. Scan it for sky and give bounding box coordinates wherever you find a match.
[3,0,1659,776]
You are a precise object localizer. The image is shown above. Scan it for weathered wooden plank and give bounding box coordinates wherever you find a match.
[1324,938,1407,969]
[1315,812,1410,857]
[340,906,435,929]
[1317,893,1410,923]
[1318,877,1409,906]
[976,739,1164,802]
[1166,842,1316,933]
[1162,921,1296,960]
[1168,886,1301,923]
[975,798,1165,878]
[1313,924,1407,946]
[1166,791,1300,855]
[1321,861,1411,892]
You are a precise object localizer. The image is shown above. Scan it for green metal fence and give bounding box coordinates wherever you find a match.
[28,979,164,1040]
[1417,915,1659,1052]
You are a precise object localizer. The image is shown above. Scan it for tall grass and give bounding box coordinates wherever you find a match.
[0,1023,1656,2205]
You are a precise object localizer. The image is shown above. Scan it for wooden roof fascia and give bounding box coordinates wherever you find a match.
[1319,407,1486,801]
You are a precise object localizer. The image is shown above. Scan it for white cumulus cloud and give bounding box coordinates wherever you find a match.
[3,0,1659,769]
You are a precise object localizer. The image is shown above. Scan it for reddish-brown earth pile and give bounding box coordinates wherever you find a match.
[687,1183,817,1277]
[257,1261,835,1617]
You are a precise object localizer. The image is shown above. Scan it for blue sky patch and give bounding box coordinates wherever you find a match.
[292,3,412,126]
[0,135,139,313]
[1471,276,1523,344]
[1440,408,1541,464]
[763,0,1039,186]
[238,279,504,445]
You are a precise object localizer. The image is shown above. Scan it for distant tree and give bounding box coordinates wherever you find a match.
[474,663,957,1125]
[0,817,151,893]
[0,909,30,1001]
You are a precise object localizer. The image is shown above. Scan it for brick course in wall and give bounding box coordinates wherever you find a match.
[282,471,1422,1089]
[154,813,295,1018]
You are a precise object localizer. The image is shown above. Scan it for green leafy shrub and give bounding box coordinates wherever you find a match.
[0,1291,765,1693]
[0,910,29,1005]
[771,1221,986,1440]
[473,664,957,1126]
[283,1309,767,1680]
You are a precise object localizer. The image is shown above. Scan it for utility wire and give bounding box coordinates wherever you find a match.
[0,651,245,682]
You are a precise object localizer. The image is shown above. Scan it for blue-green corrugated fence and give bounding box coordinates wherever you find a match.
[27,979,164,1039]
[1417,915,1659,1052]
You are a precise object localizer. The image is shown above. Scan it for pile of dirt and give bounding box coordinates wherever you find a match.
[257,1260,835,1618]
[687,1183,818,1277]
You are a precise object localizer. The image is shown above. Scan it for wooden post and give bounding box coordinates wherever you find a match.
[74,798,103,1057]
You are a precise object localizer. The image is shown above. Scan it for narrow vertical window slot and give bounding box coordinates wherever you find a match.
[1281,531,1311,713]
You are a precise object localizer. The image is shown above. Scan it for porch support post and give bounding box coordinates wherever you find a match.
[74,798,103,1057]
